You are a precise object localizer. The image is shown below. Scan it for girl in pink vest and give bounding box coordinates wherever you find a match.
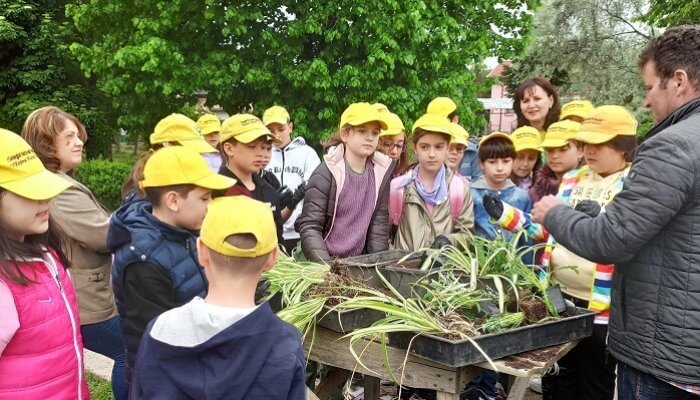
[0,129,90,400]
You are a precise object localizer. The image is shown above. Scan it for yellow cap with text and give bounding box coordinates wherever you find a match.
[412,113,454,136]
[560,100,594,121]
[140,146,236,190]
[262,106,290,127]
[196,114,222,136]
[450,123,469,146]
[511,126,541,152]
[379,112,405,137]
[479,131,513,147]
[151,113,217,154]
[220,114,281,144]
[540,120,581,149]
[340,103,389,130]
[0,129,72,200]
[573,105,638,144]
[427,97,457,117]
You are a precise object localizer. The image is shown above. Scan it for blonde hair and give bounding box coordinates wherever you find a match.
[21,106,88,173]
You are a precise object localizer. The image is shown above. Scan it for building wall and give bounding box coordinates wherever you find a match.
[488,83,517,133]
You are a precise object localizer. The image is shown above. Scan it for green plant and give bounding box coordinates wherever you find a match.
[74,159,132,211]
[86,372,113,400]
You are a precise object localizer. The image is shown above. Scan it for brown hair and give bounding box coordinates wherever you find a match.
[0,188,71,285]
[21,106,88,173]
[143,184,198,207]
[207,233,270,273]
[478,138,517,162]
[603,135,638,162]
[513,77,562,130]
[411,128,451,146]
[639,26,700,90]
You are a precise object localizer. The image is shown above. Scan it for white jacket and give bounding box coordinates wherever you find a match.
[266,137,321,240]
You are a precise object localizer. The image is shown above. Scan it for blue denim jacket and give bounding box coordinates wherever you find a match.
[458,139,483,182]
[471,177,532,240]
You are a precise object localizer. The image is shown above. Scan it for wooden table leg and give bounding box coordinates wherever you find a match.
[363,376,381,400]
[506,376,530,400]
[314,367,351,400]
[436,391,461,400]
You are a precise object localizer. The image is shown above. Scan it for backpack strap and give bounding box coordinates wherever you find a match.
[389,176,405,226]
[448,174,466,223]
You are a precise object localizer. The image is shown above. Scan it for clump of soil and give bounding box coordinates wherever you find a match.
[506,288,532,313]
[438,313,480,340]
[519,297,548,322]
[304,264,382,306]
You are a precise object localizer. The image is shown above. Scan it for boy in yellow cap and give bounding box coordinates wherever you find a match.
[446,122,469,175]
[217,113,286,244]
[510,126,542,191]
[297,102,395,261]
[560,100,594,123]
[427,96,459,123]
[262,105,321,252]
[130,196,306,400]
[108,146,235,385]
[196,113,223,172]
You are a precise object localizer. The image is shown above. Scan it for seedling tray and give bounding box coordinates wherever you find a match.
[317,307,385,333]
[337,250,419,288]
[387,306,595,367]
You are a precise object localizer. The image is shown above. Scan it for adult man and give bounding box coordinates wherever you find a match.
[532,26,700,399]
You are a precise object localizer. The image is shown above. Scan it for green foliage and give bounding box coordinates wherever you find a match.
[74,159,132,211]
[67,0,541,142]
[501,0,654,116]
[86,372,113,400]
[642,0,700,28]
[0,0,115,159]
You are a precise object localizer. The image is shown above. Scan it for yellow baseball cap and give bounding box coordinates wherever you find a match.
[540,120,581,149]
[412,113,454,136]
[373,103,389,113]
[379,112,405,137]
[450,123,469,146]
[220,114,281,144]
[573,105,638,144]
[479,131,513,147]
[150,114,217,154]
[196,114,221,136]
[426,97,457,117]
[511,126,541,152]
[0,129,72,200]
[262,106,290,126]
[200,196,278,258]
[340,102,389,130]
[140,146,236,190]
[560,100,594,121]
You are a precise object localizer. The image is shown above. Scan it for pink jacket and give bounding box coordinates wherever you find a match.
[0,250,90,400]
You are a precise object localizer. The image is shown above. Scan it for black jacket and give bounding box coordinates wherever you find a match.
[544,98,700,384]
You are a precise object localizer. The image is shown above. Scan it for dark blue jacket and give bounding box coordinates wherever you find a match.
[108,198,207,368]
[130,302,307,400]
[458,138,483,182]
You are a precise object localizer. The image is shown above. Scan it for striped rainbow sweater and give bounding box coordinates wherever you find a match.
[496,165,631,324]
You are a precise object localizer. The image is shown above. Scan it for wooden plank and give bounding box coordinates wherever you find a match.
[506,377,530,400]
[305,327,479,394]
[307,387,321,400]
[474,341,579,378]
[436,391,461,400]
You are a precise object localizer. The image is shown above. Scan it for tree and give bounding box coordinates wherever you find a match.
[67,0,541,143]
[0,0,114,158]
[642,0,700,28]
[501,0,654,122]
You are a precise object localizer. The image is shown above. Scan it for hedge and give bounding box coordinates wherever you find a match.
[74,159,133,211]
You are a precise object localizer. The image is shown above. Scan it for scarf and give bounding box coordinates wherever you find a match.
[400,165,449,206]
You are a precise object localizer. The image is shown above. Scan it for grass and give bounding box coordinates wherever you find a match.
[87,372,114,400]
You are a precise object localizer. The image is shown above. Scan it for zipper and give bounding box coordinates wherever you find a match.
[45,255,83,400]
[281,148,286,187]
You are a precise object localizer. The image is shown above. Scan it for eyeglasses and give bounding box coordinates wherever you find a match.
[379,141,407,153]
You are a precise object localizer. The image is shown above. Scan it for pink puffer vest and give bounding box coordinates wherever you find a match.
[0,250,90,400]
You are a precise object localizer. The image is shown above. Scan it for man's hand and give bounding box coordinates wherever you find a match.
[532,195,565,224]
[574,200,602,218]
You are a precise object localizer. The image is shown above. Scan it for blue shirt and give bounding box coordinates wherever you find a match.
[471,177,532,240]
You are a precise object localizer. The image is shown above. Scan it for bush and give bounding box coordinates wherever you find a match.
[74,159,133,211]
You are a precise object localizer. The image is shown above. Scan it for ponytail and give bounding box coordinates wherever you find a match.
[121,148,156,199]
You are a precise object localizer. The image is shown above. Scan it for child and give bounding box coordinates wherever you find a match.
[122,113,218,199]
[487,106,637,400]
[445,123,469,176]
[471,132,532,240]
[427,96,459,123]
[509,126,542,191]
[217,113,286,244]
[262,106,321,251]
[196,113,223,172]
[0,129,89,399]
[391,113,474,251]
[21,106,127,399]
[108,146,235,383]
[130,196,306,400]
[529,120,584,203]
[297,102,395,262]
[559,100,594,123]
[376,109,410,177]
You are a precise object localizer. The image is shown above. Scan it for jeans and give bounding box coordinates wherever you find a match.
[81,316,128,400]
[617,362,700,400]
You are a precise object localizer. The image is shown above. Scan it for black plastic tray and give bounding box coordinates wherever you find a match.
[337,250,418,288]
[317,307,384,333]
[387,307,595,367]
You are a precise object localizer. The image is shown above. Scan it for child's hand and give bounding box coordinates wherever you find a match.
[483,192,504,219]
[276,186,295,209]
[574,200,601,218]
